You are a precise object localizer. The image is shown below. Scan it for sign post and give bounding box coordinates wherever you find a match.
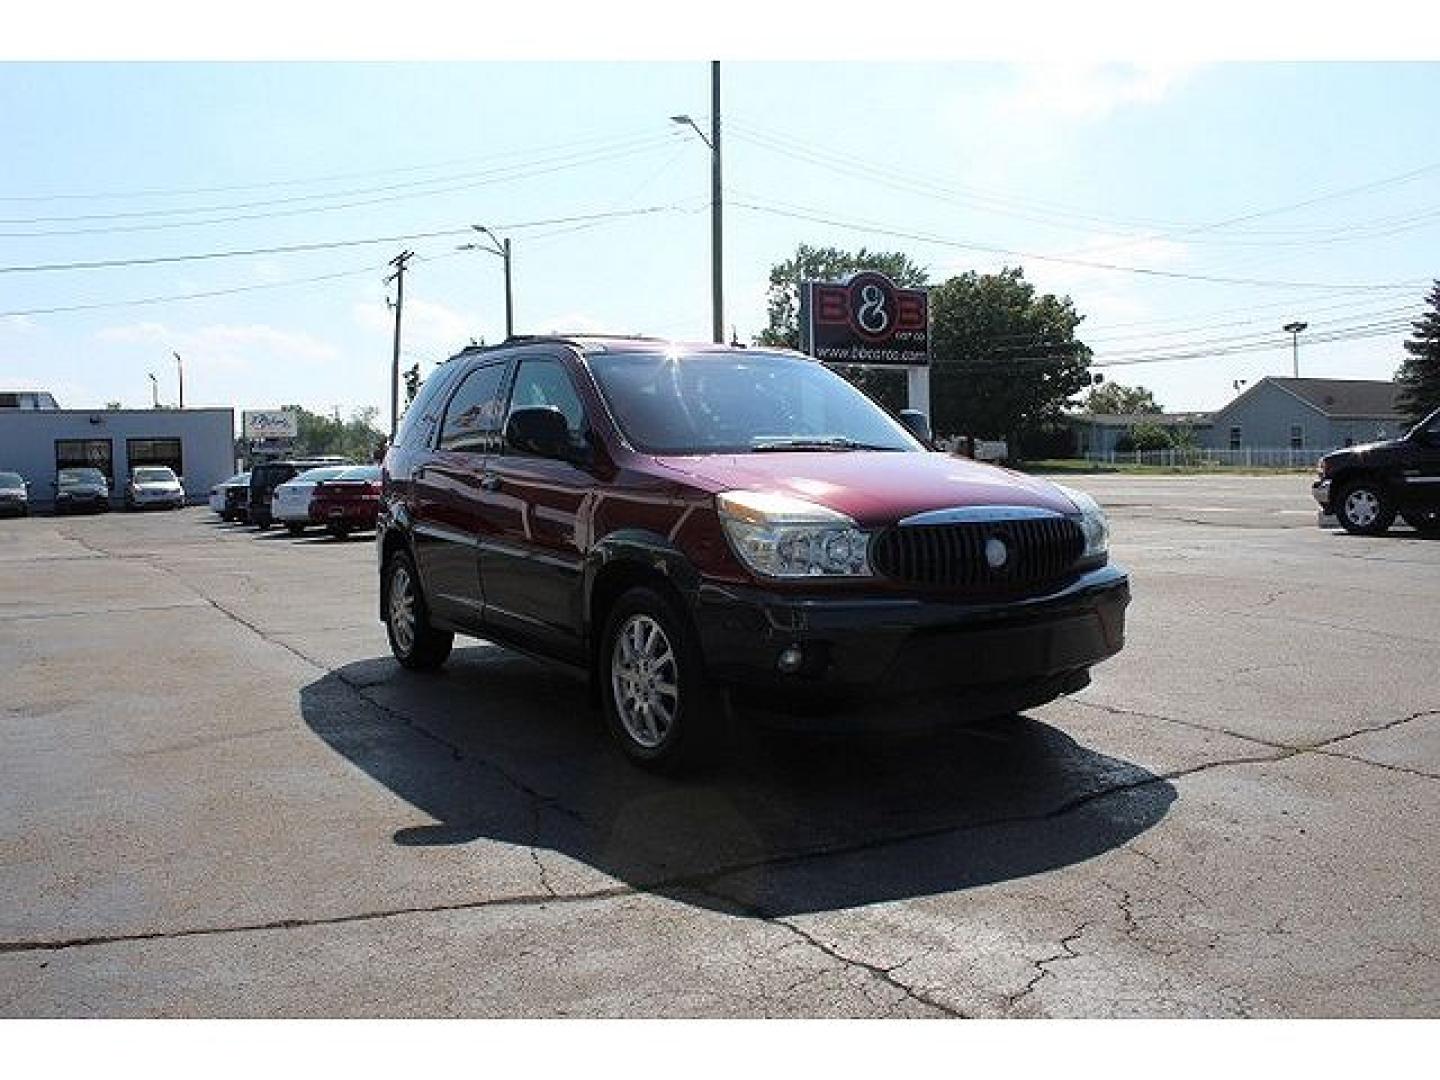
[798,271,931,416]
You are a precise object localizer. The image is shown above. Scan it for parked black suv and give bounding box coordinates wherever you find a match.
[246,457,350,529]
[377,337,1129,770]
[1313,405,1440,535]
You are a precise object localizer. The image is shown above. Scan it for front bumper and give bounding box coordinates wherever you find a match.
[1312,479,1332,510]
[694,564,1130,727]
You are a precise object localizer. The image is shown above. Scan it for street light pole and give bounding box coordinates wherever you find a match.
[670,59,725,344]
[1283,321,1308,378]
[174,351,184,409]
[148,372,159,408]
[458,226,514,339]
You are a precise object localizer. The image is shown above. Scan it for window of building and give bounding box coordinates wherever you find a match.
[1289,425,1304,450]
[1229,426,1242,451]
[439,361,509,453]
[55,439,113,481]
[127,437,183,477]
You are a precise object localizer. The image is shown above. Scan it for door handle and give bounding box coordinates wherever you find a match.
[480,474,502,491]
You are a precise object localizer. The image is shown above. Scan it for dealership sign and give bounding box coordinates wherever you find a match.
[799,271,930,366]
[242,409,298,440]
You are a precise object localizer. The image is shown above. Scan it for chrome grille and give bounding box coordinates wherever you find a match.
[871,515,1084,591]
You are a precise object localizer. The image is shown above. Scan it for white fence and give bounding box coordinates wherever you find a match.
[1084,447,1322,469]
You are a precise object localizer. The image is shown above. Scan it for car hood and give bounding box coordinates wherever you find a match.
[59,484,107,495]
[134,482,181,491]
[650,450,1080,526]
[1324,438,1406,461]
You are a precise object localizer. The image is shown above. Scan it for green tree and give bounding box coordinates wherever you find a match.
[929,267,1092,450]
[1116,422,1173,453]
[403,363,421,405]
[1081,381,1162,414]
[287,405,385,461]
[1396,280,1440,424]
[755,243,929,413]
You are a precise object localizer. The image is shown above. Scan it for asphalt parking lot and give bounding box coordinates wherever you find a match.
[1,474,1437,1017]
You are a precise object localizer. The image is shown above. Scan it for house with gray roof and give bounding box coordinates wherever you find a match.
[1203,377,1407,455]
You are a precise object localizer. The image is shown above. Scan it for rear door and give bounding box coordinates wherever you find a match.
[411,358,512,628]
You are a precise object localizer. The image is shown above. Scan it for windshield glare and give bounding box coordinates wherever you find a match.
[0,472,23,490]
[133,468,175,483]
[59,469,104,485]
[588,350,921,455]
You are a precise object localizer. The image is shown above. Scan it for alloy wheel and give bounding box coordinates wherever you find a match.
[610,614,679,749]
[1345,488,1380,527]
[389,564,417,656]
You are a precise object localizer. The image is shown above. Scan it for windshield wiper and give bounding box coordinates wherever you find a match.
[751,436,900,452]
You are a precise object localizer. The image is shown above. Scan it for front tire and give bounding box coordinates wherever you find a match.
[1336,479,1395,535]
[599,586,719,772]
[384,550,453,671]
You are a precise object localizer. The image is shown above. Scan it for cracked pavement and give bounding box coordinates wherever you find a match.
[1,473,1437,1016]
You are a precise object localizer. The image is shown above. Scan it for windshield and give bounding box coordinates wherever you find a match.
[334,465,381,481]
[133,467,175,483]
[1409,406,1440,439]
[587,350,922,455]
[0,472,23,490]
[59,468,105,485]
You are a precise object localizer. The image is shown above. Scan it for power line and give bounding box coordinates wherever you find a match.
[0,136,682,237]
[0,205,679,275]
[729,196,1428,292]
[0,125,666,204]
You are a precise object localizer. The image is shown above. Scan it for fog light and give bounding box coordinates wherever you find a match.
[777,645,804,674]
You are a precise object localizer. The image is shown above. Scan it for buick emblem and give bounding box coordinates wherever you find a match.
[984,536,1008,569]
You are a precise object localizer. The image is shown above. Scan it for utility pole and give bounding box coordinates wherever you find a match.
[174,351,184,409]
[1283,321,1308,378]
[386,251,414,440]
[669,60,725,344]
[148,372,159,408]
[710,61,723,344]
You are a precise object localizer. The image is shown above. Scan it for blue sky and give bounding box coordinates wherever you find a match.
[2,60,1437,423]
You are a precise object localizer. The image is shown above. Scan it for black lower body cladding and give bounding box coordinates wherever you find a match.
[693,565,1130,730]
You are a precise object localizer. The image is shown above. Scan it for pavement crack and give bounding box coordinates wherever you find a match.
[767,921,964,1018]
[1005,921,1092,1013]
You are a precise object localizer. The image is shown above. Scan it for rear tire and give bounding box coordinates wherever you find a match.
[328,523,351,539]
[286,522,306,536]
[599,586,720,772]
[384,549,453,671]
[1335,479,1395,535]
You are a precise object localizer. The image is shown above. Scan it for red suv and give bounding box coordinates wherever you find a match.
[378,337,1129,770]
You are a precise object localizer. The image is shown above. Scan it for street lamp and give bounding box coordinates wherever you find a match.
[670,61,724,344]
[147,372,159,408]
[457,225,514,339]
[1283,321,1308,378]
[174,351,184,409]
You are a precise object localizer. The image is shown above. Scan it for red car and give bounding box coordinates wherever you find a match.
[311,465,382,538]
[377,337,1129,771]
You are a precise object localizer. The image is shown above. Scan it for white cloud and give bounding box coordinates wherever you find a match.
[95,321,340,373]
[999,63,1197,121]
[353,297,491,353]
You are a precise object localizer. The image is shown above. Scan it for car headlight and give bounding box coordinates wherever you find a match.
[717,491,872,578]
[1053,483,1110,560]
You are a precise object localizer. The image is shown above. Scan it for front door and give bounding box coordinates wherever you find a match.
[476,354,593,663]
[412,358,511,629]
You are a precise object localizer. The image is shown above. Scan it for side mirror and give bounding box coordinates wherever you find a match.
[506,407,573,460]
[898,409,933,445]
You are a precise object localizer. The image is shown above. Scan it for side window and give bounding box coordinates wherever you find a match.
[439,362,510,453]
[505,358,588,446]
[1229,426,1242,451]
[396,364,458,449]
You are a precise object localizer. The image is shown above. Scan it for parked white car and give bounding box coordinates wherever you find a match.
[125,466,185,510]
[270,465,354,535]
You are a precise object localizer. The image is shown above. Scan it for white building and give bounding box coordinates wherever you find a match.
[0,403,235,510]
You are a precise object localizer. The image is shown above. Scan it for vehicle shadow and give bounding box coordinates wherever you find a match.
[300,649,1175,917]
